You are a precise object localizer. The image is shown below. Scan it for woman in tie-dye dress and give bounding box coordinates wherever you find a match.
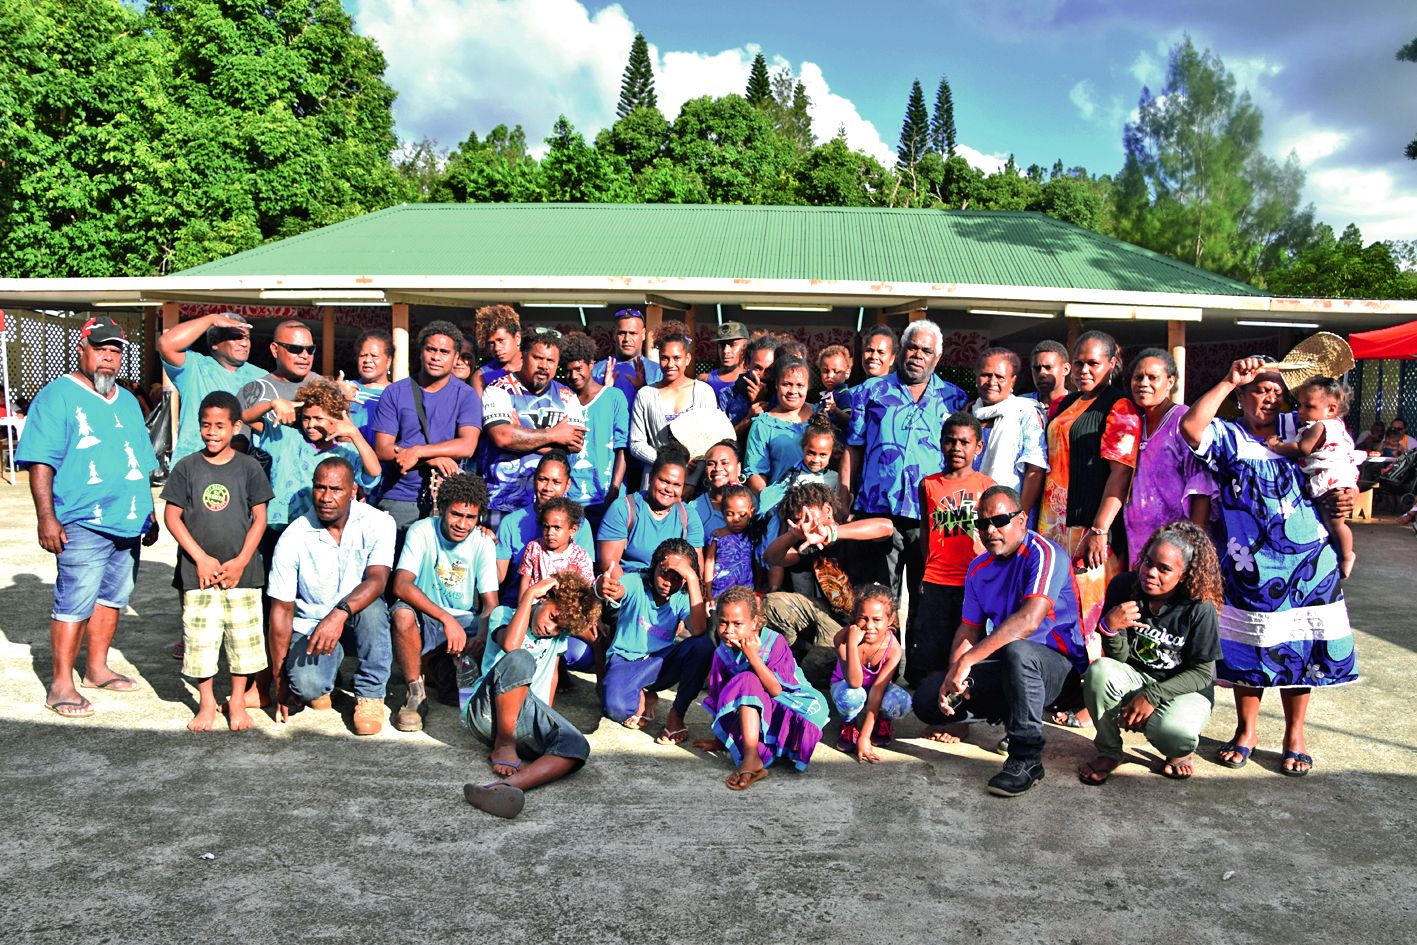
[1181,357,1358,777]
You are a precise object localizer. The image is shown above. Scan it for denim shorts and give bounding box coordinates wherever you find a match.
[390,600,474,654]
[52,524,141,622]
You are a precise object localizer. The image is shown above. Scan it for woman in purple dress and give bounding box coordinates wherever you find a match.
[1123,348,1215,567]
[693,587,829,790]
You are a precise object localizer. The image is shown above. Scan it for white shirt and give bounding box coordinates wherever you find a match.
[268,501,396,637]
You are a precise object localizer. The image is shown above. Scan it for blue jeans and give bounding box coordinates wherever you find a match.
[912,639,1080,763]
[462,649,590,763]
[285,598,392,701]
[602,636,714,722]
[52,524,140,622]
[831,680,912,723]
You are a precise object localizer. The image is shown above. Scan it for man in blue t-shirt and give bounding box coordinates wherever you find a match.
[560,331,629,526]
[481,328,586,518]
[18,316,159,719]
[591,309,663,408]
[371,320,483,543]
[842,319,968,602]
[913,485,1088,798]
[159,311,265,464]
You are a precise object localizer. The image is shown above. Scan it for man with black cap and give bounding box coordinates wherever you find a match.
[18,316,159,718]
[158,311,265,464]
[698,321,750,397]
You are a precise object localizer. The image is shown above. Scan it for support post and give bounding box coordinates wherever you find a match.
[1066,318,1080,354]
[392,303,410,382]
[161,301,181,445]
[321,307,335,377]
[1168,319,1186,404]
[644,303,664,361]
[908,308,928,322]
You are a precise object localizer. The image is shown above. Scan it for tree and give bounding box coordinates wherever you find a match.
[665,95,797,204]
[1114,35,1305,280]
[144,0,404,272]
[1266,224,1414,299]
[768,67,814,151]
[745,52,771,107]
[540,116,635,202]
[393,138,448,203]
[930,76,956,157]
[616,31,657,119]
[1400,38,1417,159]
[897,79,930,169]
[439,124,542,203]
[798,137,888,206]
[595,106,670,174]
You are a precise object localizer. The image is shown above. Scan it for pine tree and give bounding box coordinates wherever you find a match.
[897,79,930,169]
[616,32,657,119]
[745,52,771,107]
[930,75,956,157]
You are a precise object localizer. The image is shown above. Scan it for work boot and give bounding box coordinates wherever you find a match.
[394,686,428,733]
[353,697,385,736]
[987,757,1045,797]
[308,693,333,711]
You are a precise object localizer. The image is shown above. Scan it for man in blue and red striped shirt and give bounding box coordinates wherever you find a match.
[913,484,1087,798]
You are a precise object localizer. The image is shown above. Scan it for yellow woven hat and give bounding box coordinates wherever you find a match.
[1272,332,1355,391]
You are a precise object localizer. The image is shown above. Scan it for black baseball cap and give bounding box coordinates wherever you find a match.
[79,315,130,347]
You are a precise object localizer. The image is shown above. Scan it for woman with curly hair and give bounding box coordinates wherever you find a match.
[460,572,601,819]
[628,320,719,466]
[469,304,522,394]
[1077,521,1224,784]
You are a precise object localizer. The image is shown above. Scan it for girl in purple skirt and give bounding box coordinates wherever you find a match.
[693,587,829,790]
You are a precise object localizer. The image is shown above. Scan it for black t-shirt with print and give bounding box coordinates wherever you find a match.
[161,451,275,590]
[1101,572,1222,702]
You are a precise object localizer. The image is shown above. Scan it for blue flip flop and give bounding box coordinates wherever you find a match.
[488,755,522,774]
[1216,741,1252,769]
[1281,751,1313,777]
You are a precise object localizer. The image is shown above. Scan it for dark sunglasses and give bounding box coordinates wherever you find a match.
[614,308,645,322]
[528,326,562,339]
[975,509,1024,531]
[274,341,316,356]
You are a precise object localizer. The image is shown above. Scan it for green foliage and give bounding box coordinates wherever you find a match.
[595,106,670,174]
[664,95,798,204]
[930,76,956,157]
[440,124,541,203]
[540,116,636,203]
[745,52,772,107]
[798,137,888,206]
[1266,224,1416,298]
[1114,35,1312,283]
[767,67,814,152]
[617,32,657,120]
[897,79,930,170]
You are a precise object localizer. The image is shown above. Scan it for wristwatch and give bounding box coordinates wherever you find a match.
[333,600,353,617]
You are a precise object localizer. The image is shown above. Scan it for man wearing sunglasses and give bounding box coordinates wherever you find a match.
[592,309,663,408]
[912,485,1089,797]
[239,321,324,533]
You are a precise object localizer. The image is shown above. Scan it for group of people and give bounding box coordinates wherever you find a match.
[17,306,1363,818]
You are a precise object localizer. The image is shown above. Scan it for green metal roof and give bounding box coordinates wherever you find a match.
[176,203,1263,296]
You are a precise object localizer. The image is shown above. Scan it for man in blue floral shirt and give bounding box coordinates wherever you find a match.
[843,319,968,600]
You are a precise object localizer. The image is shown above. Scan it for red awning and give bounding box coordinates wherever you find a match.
[1350,320,1417,360]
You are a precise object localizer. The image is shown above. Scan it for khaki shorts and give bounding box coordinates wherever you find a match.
[181,588,267,679]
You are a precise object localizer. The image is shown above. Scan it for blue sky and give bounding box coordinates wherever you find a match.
[349,0,1417,241]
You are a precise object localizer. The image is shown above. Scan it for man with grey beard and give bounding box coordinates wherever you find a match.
[17,316,160,718]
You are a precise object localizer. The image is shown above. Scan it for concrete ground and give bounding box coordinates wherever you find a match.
[1,476,1414,944]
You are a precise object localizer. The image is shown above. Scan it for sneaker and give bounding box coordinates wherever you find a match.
[353,697,385,736]
[871,717,894,746]
[987,757,1045,797]
[393,697,427,733]
[835,721,860,753]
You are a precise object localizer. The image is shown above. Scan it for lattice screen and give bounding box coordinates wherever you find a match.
[3,310,144,407]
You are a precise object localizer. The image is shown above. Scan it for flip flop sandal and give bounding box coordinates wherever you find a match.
[488,756,523,775]
[654,727,688,745]
[1216,742,1252,769]
[1281,751,1314,777]
[46,699,94,719]
[1161,761,1194,780]
[1051,711,1084,728]
[463,783,525,819]
[621,713,646,730]
[726,768,769,791]
[1077,762,1115,786]
[79,674,140,692]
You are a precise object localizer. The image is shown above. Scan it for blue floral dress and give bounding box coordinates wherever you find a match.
[1193,415,1358,688]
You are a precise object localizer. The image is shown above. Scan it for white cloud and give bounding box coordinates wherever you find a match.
[1306,167,1417,242]
[353,0,898,166]
[1069,80,1097,121]
[1129,49,1163,88]
[957,144,1007,175]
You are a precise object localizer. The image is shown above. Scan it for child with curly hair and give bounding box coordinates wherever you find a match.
[461,572,601,819]
[830,584,911,761]
[693,586,829,790]
[289,378,381,519]
[1077,521,1224,784]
